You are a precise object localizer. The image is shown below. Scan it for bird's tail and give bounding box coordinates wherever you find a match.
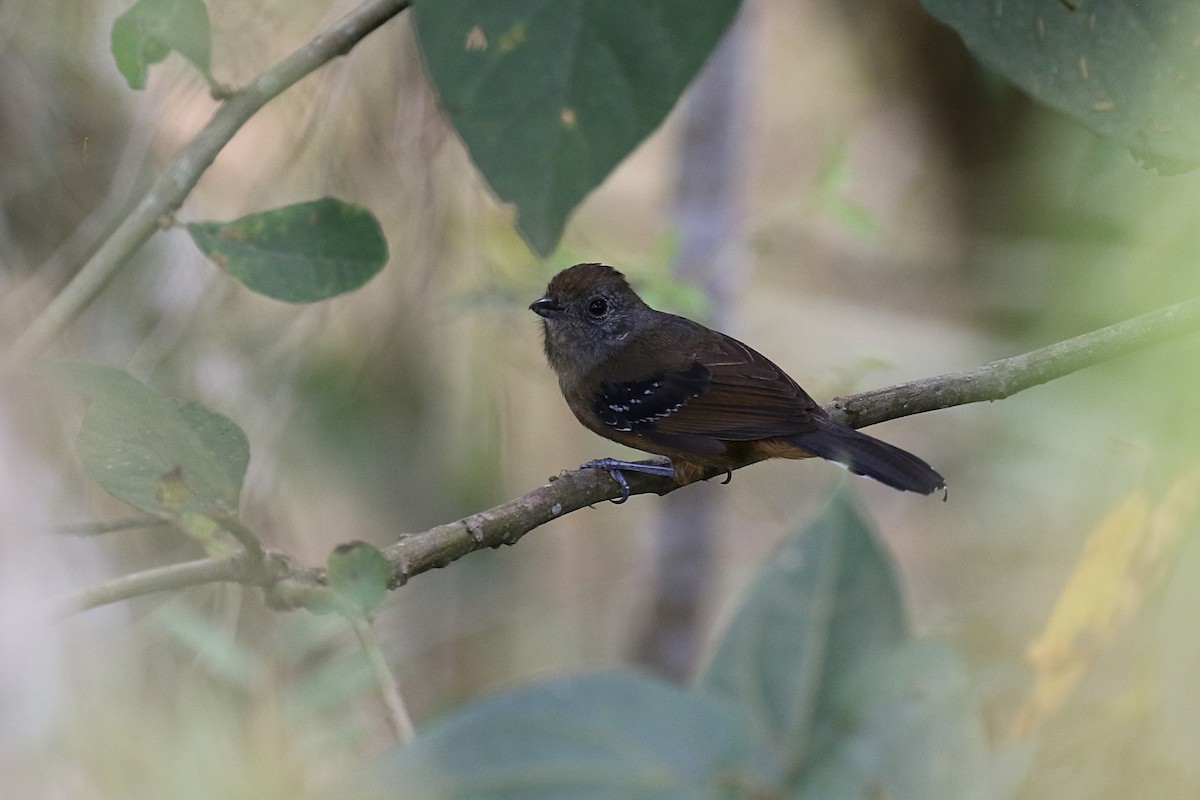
[789,418,945,495]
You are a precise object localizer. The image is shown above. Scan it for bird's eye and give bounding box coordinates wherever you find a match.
[586,296,609,318]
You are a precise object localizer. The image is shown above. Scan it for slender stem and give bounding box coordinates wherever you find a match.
[57,555,248,615]
[216,513,268,578]
[57,515,170,535]
[349,616,416,744]
[7,0,411,363]
[828,296,1200,428]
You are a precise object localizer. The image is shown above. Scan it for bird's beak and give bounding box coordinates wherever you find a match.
[529,297,566,320]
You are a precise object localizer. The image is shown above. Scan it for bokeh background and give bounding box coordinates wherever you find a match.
[3,0,1199,797]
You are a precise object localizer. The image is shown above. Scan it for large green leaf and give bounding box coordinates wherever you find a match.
[111,0,212,90]
[348,671,782,800]
[792,641,1027,800]
[56,364,248,519]
[411,0,741,255]
[921,0,1200,170]
[696,489,907,772]
[186,198,388,303]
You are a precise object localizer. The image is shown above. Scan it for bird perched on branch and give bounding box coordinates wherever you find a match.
[530,263,944,502]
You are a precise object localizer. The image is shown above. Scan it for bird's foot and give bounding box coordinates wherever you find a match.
[580,458,676,504]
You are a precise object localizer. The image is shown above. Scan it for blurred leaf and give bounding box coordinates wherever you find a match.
[1014,467,1200,737]
[111,0,212,90]
[186,198,389,303]
[1151,477,1200,777]
[921,0,1200,170]
[410,0,741,255]
[793,641,1028,800]
[696,489,907,772]
[327,541,390,618]
[349,671,782,799]
[56,364,248,521]
[1013,491,1148,737]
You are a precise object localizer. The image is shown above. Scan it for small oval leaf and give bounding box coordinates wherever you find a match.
[55,364,249,519]
[187,198,389,303]
[327,541,390,618]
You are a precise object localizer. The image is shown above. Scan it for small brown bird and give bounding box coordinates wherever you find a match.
[530,263,944,501]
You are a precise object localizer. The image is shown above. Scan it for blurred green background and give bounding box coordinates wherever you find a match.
[2,0,1199,797]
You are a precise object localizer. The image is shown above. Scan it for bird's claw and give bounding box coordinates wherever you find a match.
[580,458,675,504]
[580,458,632,504]
[607,469,632,504]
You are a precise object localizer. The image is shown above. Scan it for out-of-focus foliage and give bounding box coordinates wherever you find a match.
[351,493,1014,800]
[795,640,1025,800]
[112,0,212,89]
[4,0,1200,798]
[922,0,1200,172]
[698,489,907,771]
[353,671,783,800]
[1014,468,1200,738]
[54,363,248,550]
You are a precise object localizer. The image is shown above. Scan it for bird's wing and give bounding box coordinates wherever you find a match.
[590,325,824,449]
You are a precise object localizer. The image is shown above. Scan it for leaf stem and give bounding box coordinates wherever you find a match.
[348,615,416,744]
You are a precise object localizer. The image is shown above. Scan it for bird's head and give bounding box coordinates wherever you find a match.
[530,263,649,380]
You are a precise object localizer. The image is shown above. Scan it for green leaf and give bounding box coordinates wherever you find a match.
[696,489,907,771]
[55,364,248,519]
[186,198,389,303]
[326,541,390,618]
[411,0,741,255]
[347,672,782,800]
[111,0,212,90]
[793,641,1029,800]
[920,0,1200,170]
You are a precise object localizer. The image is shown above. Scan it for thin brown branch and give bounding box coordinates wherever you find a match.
[828,296,1200,428]
[66,296,1200,614]
[7,0,411,363]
